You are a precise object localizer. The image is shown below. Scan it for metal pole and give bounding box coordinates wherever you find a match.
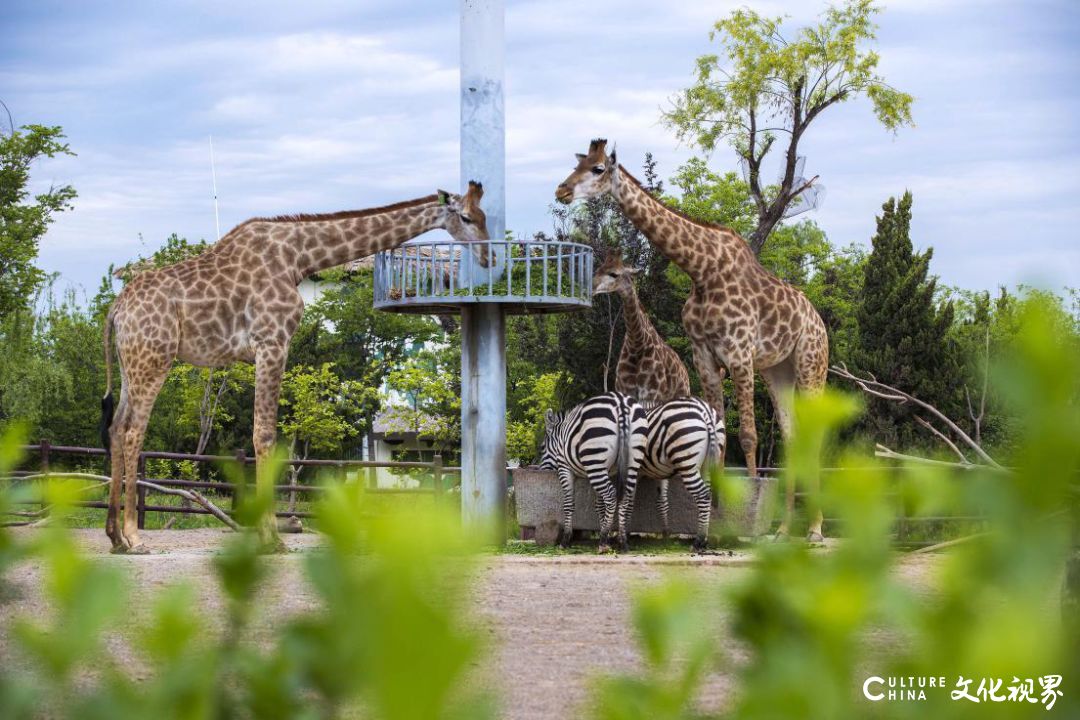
[460,0,506,543]
[460,304,506,541]
[461,0,505,283]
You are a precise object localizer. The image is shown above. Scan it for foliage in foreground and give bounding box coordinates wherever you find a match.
[0,305,1076,719]
[592,305,1078,719]
[0,464,492,720]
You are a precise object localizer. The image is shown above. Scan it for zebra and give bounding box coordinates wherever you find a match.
[539,391,648,552]
[639,397,725,550]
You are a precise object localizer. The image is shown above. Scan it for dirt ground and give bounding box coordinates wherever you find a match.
[0,528,943,719]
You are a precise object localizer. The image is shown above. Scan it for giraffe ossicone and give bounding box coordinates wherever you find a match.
[100,182,490,554]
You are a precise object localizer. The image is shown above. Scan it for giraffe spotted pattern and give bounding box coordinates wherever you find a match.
[100,183,489,553]
[558,139,830,541]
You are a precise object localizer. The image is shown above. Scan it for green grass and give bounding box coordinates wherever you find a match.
[501,534,749,556]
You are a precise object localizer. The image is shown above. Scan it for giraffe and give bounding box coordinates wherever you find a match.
[591,253,690,407]
[558,140,830,541]
[592,252,692,536]
[100,182,490,553]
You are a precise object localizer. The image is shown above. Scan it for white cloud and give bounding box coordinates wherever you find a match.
[6,0,1076,296]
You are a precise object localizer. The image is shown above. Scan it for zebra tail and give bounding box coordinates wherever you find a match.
[616,411,629,503]
[706,410,723,473]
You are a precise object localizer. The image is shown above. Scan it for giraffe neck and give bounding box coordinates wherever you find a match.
[292,198,444,278]
[618,283,658,352]
[612,166,749,284]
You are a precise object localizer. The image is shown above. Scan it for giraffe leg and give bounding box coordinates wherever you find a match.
[762,361,796,540]
[693,347,728,468]
[729,362,758,480]
[118,359,173,554]
[794,325,830,542]
[106,390,130,551]
[557,467,574,548]
[253,344,288,553]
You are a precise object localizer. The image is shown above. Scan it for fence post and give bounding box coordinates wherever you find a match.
[895,474,908,545]
[39,439,51,519]
[233,448,247,518]
[39,438,50,475]
[433,453,444,503]
[136,454,147,529]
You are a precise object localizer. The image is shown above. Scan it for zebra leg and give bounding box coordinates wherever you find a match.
[658,478,670,538]
[682,470,713,551]
[556,467,575,548]
[590,472,618,553]
[617,468,640,553]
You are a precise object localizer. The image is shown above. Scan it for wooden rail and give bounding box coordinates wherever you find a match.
[6,443,988,546]
[4,441,461,528]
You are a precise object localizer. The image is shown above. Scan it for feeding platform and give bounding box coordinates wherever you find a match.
[373,239,593,314]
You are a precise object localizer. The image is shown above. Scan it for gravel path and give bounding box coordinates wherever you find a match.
[0,528,941,719]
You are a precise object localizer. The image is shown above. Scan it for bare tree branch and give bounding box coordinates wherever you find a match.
[831,363,1003,468]
[913,416,969,463]
[965,327,990,446]
[785,174,820,204]
[873,444,982,471]
[138,480,241,531]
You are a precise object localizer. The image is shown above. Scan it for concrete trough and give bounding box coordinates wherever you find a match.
[512,467,778,545]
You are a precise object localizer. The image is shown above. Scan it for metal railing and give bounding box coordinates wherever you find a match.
[3,441,462,527]
[373,239,593,313]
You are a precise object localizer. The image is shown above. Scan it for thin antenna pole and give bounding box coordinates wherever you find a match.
[209,135,221,240]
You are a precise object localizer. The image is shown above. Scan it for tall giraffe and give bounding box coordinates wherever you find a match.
[100,182,489,553]
[558,140,830,541]
[592,253,693,537]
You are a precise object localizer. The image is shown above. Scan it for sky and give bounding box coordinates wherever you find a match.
[2,0,1078,302]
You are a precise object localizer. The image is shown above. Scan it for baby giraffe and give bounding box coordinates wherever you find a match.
[592,253,694,535]
[592,254,690,407]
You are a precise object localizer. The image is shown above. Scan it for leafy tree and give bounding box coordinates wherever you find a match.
[506,371,563,464]
[946,285,1080,452]
[665,158,756,235]
[279,363,371,457]
[174,364,255,455]
[289,268,442,461]
[382,349,461,450]
[113,232,210,283]
[0,124,76,319]
[663,0,913,252]
[854,191,963,447]
[803,242,866,365]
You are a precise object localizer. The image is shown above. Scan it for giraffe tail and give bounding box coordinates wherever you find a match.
[99,308,116,454]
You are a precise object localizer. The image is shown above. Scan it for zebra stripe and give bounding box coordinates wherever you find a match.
[638,397,724,550]
[539,391,647,551]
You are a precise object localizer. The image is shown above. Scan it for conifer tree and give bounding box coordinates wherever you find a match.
[855,192,962,446]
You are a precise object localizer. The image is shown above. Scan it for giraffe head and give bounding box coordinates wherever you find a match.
[438,180,492,266]
[555,138,617,204]
[591,253,639,296]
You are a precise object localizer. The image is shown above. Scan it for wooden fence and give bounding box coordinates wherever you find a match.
[4,442,986,546]
[4,440,461,528]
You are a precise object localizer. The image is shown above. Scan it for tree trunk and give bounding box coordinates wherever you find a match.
[366,413,378,488]
[287,435,302,514]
